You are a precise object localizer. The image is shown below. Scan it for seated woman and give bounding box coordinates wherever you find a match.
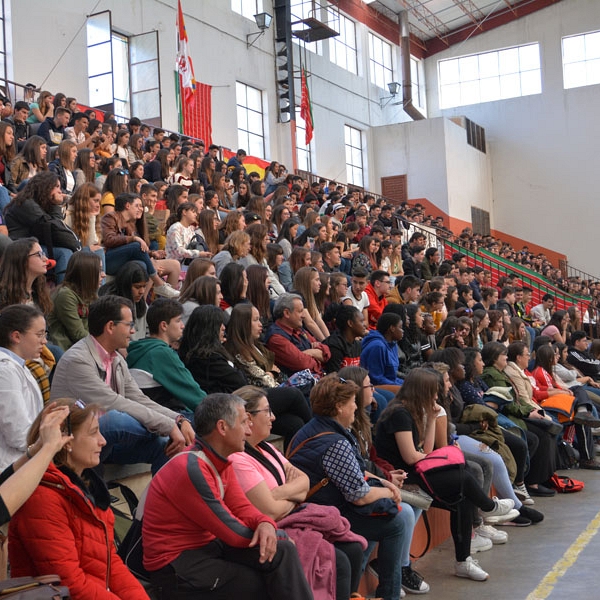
[230,385,366,600]
[48,252,102,351]
[4,171,81,283]
[179,275,222,324]
[0,404,70,527]
[213,230,251,278]
[373,369,519,582]
[288,374,424,600]
[226,304,310,446]
[531,344,600,469]
[8,398,148,599]
[360,312,404,387]
[554,341,600,406]
[540,310,569,344]
[219,262,248,315]
[48,139,77,198]
[165,202,212,264]
[293,266,330,341]
[0,305,47,471]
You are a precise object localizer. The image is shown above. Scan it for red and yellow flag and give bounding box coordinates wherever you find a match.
[300,68,314,145]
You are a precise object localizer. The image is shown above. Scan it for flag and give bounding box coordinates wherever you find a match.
[176,0,196,106]
[223,149,269,179]
[300,68,314,145]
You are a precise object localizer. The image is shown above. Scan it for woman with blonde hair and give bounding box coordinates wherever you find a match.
[293,266,329,341]
[127,133,145,165]
[212,229,250,277]
[26,90,54,124]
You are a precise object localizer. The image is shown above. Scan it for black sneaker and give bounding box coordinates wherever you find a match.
[499,514,532,527]
[519,505,544,524]
[402,565,430,594]
[574,412,600,428]
[366,558,379,579]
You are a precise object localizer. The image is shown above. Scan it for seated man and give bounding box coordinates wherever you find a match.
[126,298,206,417]
[342,266,370,324]
[387,274,421,305]
[455,284,475,310]
[38,107,70,147]
[50,295,194,473]
[320,241,341,274]
[101,192,179,298]
[530,294,554,327]
[142,393,312,600]
[364,270,391,330]
[360,312,404,386]
[265,293,331,376]
[6,101,30,149]
[568,330,600,380]
[65,112,97,150]
[401,245,424,280]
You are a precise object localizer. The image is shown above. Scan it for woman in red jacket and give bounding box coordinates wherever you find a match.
[8,399,149,599]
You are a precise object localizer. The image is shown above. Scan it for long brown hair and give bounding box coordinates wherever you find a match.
[197,209,219,254]
[0,238,52,314]
[294,266,319,320]
[385,368,440,442]
[0,121,15,162]
[339,366,371,457]
[225,303,274,371]
[67,183,101,246]
[246,265,270,318]
[60,251,102,304]
[74,148,96,183]
[10,171,60,214]
[56,139,76,170]
[246,223,268,264]
[180,258,216,295]
[179,275,220,306]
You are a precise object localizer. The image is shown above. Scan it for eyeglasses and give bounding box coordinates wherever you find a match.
[116,169,128,176]
[114,320,136,330]
[28,250,46,259]
[248,407,273,416]
[28,329,48,339]
[362,384,375,390]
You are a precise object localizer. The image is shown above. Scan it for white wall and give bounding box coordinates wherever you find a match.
[424,0,600,275]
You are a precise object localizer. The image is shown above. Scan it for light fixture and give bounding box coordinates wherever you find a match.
[247,12,273,48]
[380,82,401,108]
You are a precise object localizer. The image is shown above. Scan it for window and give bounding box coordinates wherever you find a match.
[344,125,363,187]
[295,107,313,172]
[236,82,265,158]
[438,43,541,109]
[411,57,425,109]
[369,33,393,89]
[87,11,161,124]
[329,12,357,74]
[291,0,322,54]
[562,30,600,89]
[231,0,263,20]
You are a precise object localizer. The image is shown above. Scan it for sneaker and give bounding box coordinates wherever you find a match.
[526,484,555,497]
[481,497,519,524]
[519,505,544,524]
[401,589,406,598]
[474,523,508,545]
[574,411,600,428]
[498,514,532,527]
[455,556,489,581]
[580,458,600,470]
[154,282,180,298]
[401,565,430,594]
[513,482,534,505]
[470,532,493,554]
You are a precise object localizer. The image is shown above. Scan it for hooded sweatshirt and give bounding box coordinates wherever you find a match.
[126,337,206,413]
[360,330,403,386]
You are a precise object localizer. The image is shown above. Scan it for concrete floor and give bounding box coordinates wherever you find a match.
[409,468,600,600]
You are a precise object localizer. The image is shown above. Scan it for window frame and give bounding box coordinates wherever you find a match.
[236,81,266,159]
[562,30,600,89]
[329,10,357,74]
[368,32,393,90]
[344,124,363,188]
[231,0,263,21]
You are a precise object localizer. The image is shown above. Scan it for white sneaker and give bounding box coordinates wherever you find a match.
[513,482,535,505]
[474,523,508,545]
[401,589,406,598]
[470,532,492,554]
[481,497,519,524]
[154,283,180,298]
[455,556,489,581]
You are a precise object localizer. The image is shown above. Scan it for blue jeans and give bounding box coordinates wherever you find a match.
[105,242,156,277]
[371,389,394,424]
[40,244,73,283]
[345,502,415,600]
[99,410,169,475]
[0,186,10,216]
[83,245,106,278]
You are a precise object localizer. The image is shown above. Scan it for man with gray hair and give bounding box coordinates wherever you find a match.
[265,293,331,376]
[142,393,312,599]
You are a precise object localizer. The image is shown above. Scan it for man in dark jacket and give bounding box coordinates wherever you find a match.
[568,331,600,380]
[38,107,70,146]
[324,305,366,372]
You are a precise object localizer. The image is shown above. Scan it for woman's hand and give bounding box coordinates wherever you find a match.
[379,478,402,504]
[37,404,72,455]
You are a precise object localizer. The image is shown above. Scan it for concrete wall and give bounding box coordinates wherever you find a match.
[424,0,600,275]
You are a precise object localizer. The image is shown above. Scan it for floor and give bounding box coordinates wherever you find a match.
[407,468,600,600]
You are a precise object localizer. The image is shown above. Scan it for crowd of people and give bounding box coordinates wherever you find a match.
[1,91,600,600]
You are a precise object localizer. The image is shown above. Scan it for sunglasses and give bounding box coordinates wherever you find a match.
[66,399,86,436]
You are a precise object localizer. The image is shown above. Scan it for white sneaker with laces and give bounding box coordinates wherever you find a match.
[513,482,535,505]
[482,497,519,524]
[470,532,493,554]
[455,556,489,581]
[475,523,508,544]
[154,283,180,298]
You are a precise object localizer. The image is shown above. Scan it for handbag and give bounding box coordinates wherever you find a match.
[414,445,465,505]
[400,484,433,511]
[548,473,584,493]
[0,576,69,599]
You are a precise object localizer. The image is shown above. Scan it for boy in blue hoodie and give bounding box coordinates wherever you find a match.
[360,312,404,386]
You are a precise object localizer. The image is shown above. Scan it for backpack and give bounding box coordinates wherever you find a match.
[548,473,584,493]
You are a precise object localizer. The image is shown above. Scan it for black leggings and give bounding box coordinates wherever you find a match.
[266,387,312,450]
[426,468,495,562]
[524,421,557,484]
[335,541,364,599]
[503,430,529,483]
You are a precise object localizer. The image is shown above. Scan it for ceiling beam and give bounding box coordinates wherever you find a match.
[424,0,564,56]
[450,0,486,25]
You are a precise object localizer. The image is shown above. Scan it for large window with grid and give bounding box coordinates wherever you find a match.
[369,33,393,89]
[329,12,357,74]
[562,30,600,89]
[291,0,322,54]
[344,125,363,187]
[295,107,313,172]
[231,0,263,20]
[438,43,541,109]
[236,82,265,158]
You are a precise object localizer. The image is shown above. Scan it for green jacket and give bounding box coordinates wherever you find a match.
[481,365,533,430]
[47,286,90,351]
[126,337,206,412]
